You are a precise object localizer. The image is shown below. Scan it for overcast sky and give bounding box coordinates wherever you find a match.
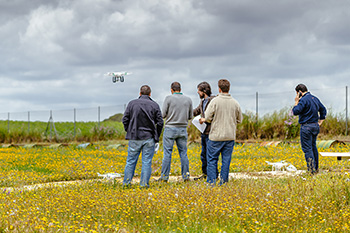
[1,0,350,121]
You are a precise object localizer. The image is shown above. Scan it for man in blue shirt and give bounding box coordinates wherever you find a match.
[122,85,164,187]
[292,84,327,174]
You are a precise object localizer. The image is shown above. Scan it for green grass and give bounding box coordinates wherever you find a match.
[1,107,350,144]
[0,120,126,143]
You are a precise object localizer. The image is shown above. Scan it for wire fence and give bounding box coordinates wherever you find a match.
[0,105,126,123]
[0,86,349,136]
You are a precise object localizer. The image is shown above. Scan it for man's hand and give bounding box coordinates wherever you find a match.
[199,118,206,124]
[294,93,300,106]
[318,120,324,126]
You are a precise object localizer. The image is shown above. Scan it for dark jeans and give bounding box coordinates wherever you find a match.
[300,123,320,174]
[200,134,209,175]
[207,140,235,185]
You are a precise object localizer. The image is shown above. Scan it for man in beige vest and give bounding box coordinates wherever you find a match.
[200,79,242,185]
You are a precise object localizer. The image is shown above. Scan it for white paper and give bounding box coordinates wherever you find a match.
[192,115,207,133]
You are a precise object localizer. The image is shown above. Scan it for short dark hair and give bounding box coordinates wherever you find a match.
[218,79,230,92]
[197,81,212,96]
[140,85,151,95]
[171,82,181,92]
[295,84,308,93]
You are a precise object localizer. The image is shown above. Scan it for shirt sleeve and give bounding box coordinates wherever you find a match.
[162,96,169,119]
[204,100,215,123]
[122,103,131,132]
[188,99,193,120]
[155,106,164,139]
[193,103,201,117]
[292,99,305,116]
[236,105,243,124]
[318,100,327,120]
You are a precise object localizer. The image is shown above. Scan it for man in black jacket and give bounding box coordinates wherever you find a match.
[122,85,163,187]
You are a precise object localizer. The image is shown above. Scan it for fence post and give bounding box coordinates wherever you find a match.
[50,110,52,140]
[74,108,76,139]
[28,111,30,134]
[346,86,348,136]
[7,112,10,134]
[255,92,259,137]
[98,106,100,128]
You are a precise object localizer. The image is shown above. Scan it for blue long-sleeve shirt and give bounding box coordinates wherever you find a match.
[292,92,327,124]
[122,95,164,142]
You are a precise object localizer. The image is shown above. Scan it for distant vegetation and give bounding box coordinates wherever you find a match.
[0,108,349,143]
[103,113,124,122]
[0,120,125,143]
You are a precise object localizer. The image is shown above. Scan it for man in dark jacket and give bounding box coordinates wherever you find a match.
[193,82,215,180]
[292,83,327,174]
[122,85,163,187]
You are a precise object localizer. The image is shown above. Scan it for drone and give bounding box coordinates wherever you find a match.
[265,160,297,172]
[97,172,122,179]
[105,71,132,83]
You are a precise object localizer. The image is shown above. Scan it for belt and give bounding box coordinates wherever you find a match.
[301,122,318,126]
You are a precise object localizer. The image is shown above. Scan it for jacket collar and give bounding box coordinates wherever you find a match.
[139,95,151,99]
[218,93,231,97]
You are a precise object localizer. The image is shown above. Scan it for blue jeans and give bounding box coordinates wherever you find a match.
[123,138,155,187]
[160,127,190,181]
[207,140,235,185]
[200,134,209,175]
[300,123,320,174]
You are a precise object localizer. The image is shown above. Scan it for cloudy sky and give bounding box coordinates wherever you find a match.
[1,0,350,121]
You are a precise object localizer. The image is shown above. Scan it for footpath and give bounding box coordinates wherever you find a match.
[3,170,305,193]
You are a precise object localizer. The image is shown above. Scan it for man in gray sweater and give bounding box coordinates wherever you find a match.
[158,82,193,182]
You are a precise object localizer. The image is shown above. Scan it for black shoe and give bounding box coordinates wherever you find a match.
[194,174,207,181]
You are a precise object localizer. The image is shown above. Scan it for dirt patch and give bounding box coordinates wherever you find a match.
[3,171,306,193]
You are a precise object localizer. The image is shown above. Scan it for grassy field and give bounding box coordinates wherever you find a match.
[1,143,350,232]
[1,107,349,144]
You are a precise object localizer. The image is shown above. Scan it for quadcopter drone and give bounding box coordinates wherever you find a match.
[105,71,132,83]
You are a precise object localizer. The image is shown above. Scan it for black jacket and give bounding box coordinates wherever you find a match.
[122,95,163,142]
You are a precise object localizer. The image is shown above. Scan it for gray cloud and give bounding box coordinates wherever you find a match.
[1,0,350,118]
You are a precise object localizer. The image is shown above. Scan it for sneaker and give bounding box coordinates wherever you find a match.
[194,174,207,181]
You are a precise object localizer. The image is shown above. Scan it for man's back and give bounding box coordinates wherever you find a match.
[292,92,326,124]
[162,93,193,127]
[205,93,242,141]
[122,95,163,141]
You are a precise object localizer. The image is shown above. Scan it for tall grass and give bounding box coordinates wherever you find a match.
[1,107,349,143]
[0,121,125,143]
[236,107,350,141]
